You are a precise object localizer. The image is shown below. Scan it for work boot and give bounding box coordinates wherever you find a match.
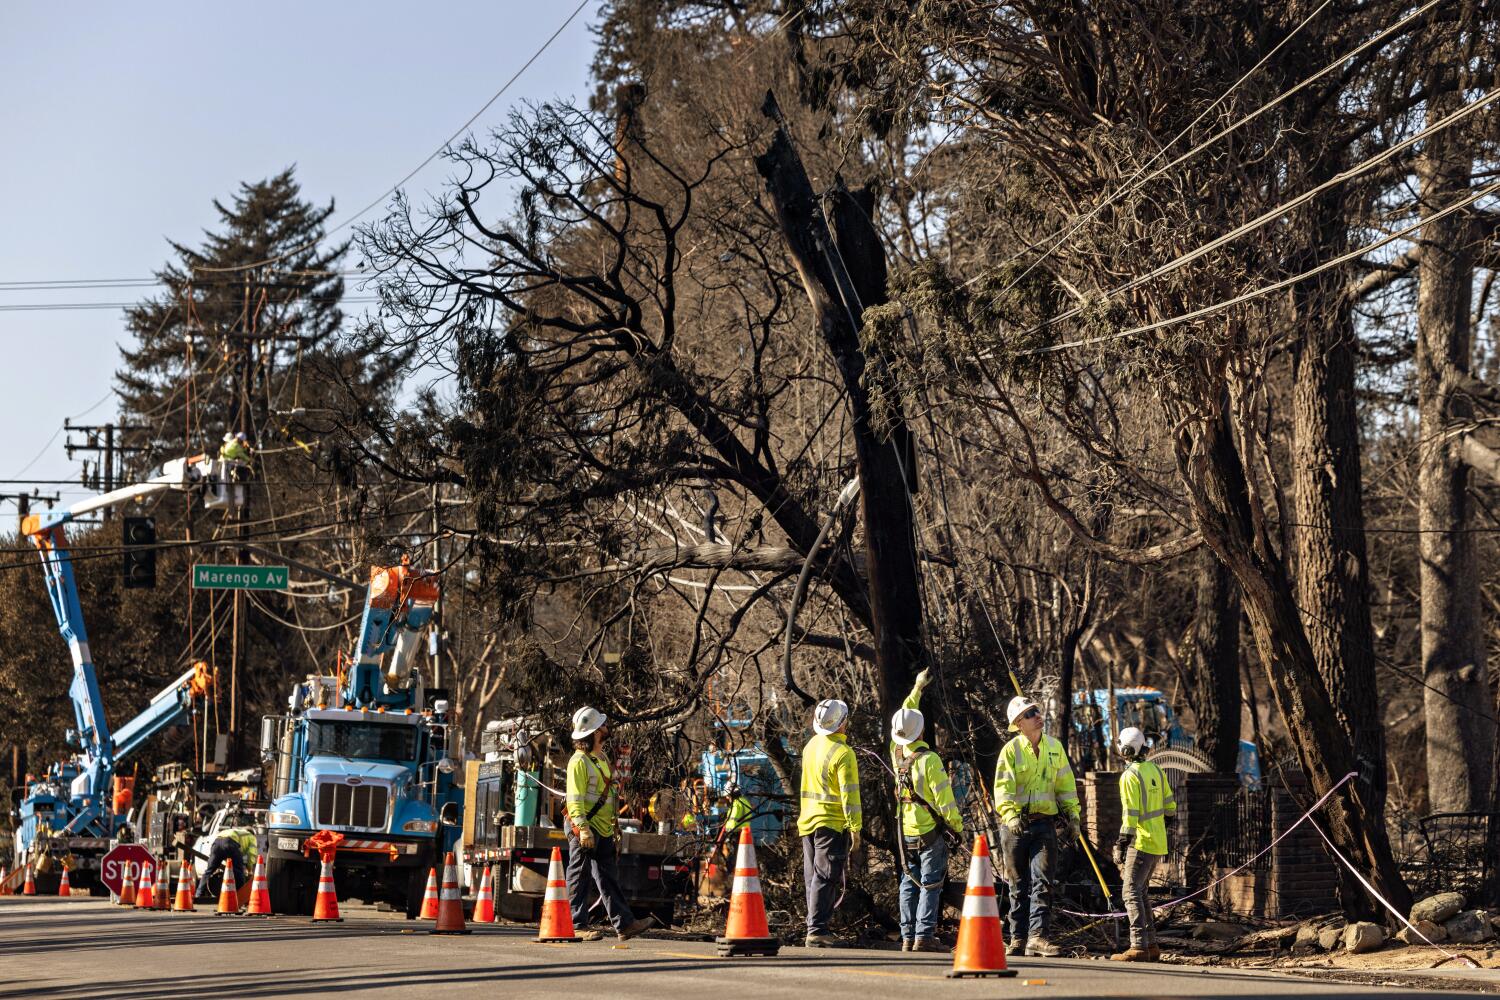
[912,938,946,953]
[617,916,655,940]
[1025,937,1063,957]
[1006,939,1026,957]
[900,939,913,952]
[577,928,606,941]
[1147,944,1162,961]
[804,933,842,948]
[1110,946,1150,962]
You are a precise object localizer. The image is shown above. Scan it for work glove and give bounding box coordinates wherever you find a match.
[1113,833,1131,867]
[577,824,596,850]
[849,829,862,854]
[1064,814,1082,842]
[914,667,932,691]
[1164,818,1178,855]
[1004,816,1024,837]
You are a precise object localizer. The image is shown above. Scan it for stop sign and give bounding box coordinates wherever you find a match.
[100,844,156,896]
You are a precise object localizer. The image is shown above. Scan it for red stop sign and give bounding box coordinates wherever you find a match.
[100,844,156,896]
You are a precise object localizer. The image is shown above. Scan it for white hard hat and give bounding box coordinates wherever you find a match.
[812,699,849,736]
[222,432,236,443]
[1117,726,1146,755]
[571,706,607,741]
[1006,696,1041,731]
[890,707,925,746]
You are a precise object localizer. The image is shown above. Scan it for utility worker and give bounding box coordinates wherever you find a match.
[219,431,252,463]
[1111,726,1176,962]
[993,695,1080,957]
[723,782,754,834]
[798,698,861,947]
[202,821,258,898]
[889,668,963,953]
[564,706,653,942]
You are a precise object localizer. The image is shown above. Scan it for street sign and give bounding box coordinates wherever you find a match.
[191,564,288,590]
[99,844,155,897]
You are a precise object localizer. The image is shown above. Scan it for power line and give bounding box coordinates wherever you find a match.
[0,296,381,313]
[191,0,592,277]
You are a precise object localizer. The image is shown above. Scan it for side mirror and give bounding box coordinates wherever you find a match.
[259,717,279,762]
[439,801,461,827]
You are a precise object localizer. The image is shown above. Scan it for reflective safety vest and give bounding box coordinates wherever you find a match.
[566,750,616,837]
[725,794,753,833]
[992,733,1079,823]
[896,743,964,839]
[797,733,862,836]
[218,827,259,870]
[1119,759,1176,856]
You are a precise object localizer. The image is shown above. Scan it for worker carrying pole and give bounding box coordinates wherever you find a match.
[563,706,653,942]
[992,695,1081,958]
[1110,726,1177,962]
[797,698,861,948]
[888,667,963,953]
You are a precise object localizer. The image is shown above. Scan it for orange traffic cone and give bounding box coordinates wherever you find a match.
[311,857,342,922]
[22,864,37,896]
[472,864,496,923]
[0,866,10,896]
[172,861,196,912]
[431,852,470,934]
[715,826,780,957]
[134,863,155,909]
[948,834,1016,979]
[244,855,273,916]
[418,867,439,919]
[152,861,170,910]
[216,860,241,915]
[118,866,136,906]
[56,866,72,897]
[536,846,579,942]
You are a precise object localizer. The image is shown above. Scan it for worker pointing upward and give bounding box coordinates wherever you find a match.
[889,667,963,953]
[797,698,861,948]
[993,695,1080,958]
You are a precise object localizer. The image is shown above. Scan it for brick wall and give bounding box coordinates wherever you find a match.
[1210,771,1340,918]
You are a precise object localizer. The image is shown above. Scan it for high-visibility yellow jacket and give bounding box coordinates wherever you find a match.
[218,827,258,872]
[797,733,861,836]
[887,680,963,838]
[725,795,753,833]
[1119,759,1176,856]
[566,749,616,838]
[219,440,252,463]
[993,733,1080,823]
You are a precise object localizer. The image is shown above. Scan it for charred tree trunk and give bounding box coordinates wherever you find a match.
[756,92,925,718]
[1417,79,1493,813]
[1186,547,1242,774]
[1180,404,1409,919]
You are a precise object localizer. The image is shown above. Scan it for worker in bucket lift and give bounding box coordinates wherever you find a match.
[797,698,861,948]
[993,695,1080,958]
[564,706,654,942]
[889,667,963,953]
[219,431,252,463]
[1111,726,1176,962]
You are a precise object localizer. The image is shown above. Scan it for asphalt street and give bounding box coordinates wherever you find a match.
[1,896,1492,999]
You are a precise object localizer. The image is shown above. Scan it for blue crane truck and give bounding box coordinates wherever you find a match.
[259,560,463,916]
[10,456,236,892]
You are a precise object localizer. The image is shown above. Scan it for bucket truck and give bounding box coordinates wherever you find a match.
[12,454,242,891]
[259,559,462,916]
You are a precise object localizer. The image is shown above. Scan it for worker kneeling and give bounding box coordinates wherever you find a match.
[889,668,963,953]
[565,706,654,942]
[1111,727,1177,962]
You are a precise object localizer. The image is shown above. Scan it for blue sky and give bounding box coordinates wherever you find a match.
[0,1,597,501]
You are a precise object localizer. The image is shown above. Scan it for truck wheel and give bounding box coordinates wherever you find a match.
[266,857,311,916]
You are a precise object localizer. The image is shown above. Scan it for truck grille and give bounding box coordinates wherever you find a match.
[315,781,390,830]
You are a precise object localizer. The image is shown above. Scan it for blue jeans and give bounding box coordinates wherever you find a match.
[898,834,948,941]
[1001,817,1057,942]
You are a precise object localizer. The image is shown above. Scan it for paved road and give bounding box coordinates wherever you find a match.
[1,896,1488,999]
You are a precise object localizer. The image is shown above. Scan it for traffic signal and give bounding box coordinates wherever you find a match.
[122,515,156,589]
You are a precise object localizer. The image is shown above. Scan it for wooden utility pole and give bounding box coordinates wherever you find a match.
[755,91,925,717]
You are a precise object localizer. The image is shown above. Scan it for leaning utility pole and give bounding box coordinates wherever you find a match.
[755,91,926,718]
